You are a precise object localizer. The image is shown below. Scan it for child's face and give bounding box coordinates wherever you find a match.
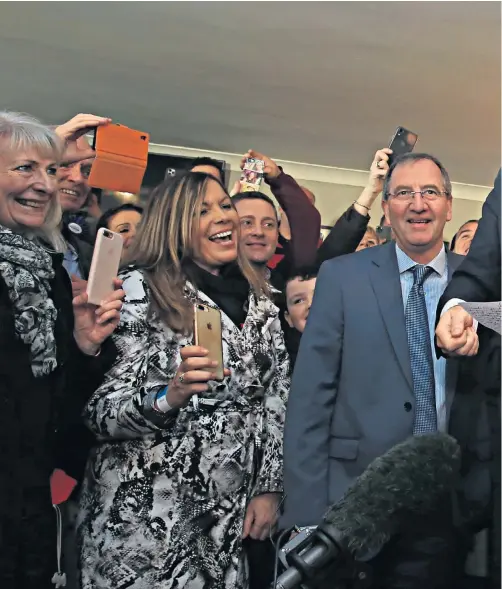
[285,276,317,334]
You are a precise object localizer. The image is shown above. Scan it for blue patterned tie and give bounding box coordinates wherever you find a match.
[405,265,437,434]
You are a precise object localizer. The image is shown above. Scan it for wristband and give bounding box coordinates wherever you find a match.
[154,386,173,413]
[354,200,370,211]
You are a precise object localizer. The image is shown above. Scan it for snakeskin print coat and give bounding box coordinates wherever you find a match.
[77,268,290,589]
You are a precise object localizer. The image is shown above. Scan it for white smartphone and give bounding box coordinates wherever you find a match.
[86,228,123,306]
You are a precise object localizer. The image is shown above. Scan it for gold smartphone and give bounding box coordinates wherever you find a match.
[193,303,224,381]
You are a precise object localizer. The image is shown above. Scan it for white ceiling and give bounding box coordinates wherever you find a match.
[0,1,500,186]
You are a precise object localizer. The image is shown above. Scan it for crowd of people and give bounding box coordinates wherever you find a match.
[0,109,499,589]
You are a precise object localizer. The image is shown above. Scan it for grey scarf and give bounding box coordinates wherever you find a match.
[0,226,58,377]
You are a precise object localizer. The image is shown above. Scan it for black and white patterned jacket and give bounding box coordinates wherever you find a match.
[83,267,291,497]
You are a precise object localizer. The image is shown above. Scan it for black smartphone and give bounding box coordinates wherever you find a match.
[376,225,392,243]
[388,127,418,166]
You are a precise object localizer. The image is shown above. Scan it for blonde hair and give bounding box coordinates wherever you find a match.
[365,226,379,242]
[126,172,269,333]
[0,111,65,252]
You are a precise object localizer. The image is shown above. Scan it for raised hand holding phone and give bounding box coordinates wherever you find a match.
[56,113,111,144]
[387,126,418,167]
[370,148,393,194]
[55,113,111,165]
[353,148,393,218]
[240,149,281,182]
[239,157,265,192]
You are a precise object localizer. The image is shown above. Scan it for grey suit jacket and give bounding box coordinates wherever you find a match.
[281,242,463,528]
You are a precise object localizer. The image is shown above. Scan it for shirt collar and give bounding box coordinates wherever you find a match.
[395,243,447,277]
[64,242,79,261]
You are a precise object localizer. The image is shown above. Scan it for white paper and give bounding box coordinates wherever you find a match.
[460,301,501,335]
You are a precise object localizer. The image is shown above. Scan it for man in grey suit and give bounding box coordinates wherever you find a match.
[282,151,466,587]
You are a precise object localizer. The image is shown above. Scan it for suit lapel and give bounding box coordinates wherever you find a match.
[369,244,414,391]
[444,251,463,416]
[446,251,463,279]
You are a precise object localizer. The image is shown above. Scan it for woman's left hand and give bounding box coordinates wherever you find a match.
[242,493,281,541]
[72,278,124,356]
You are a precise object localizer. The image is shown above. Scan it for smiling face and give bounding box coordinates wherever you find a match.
[285,276,317,334]
[382,159,452,263]
[452,220,478,256]
[0,148,59,231]
[192,179,239,274]
[234,197,279,266]
[57,137,93,213]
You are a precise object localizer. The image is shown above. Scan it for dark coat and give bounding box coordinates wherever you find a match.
[0,252,116,588]
[439,170,501,585]
[62,222,94,279]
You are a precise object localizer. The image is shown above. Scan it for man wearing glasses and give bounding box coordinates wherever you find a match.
[282,153,467,587]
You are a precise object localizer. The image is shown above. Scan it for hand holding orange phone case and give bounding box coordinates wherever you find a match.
[193,304,224,381]
[87,124,149,194]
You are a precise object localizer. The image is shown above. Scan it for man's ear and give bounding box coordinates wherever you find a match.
[382,199,391,227]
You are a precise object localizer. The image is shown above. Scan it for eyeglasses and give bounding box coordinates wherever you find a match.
[386,189,450,201]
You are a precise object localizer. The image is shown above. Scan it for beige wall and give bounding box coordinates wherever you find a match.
[226,169,484,242]
[145,143,488,243]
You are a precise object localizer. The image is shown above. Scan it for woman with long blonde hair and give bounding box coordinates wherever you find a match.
[78,172,290,588]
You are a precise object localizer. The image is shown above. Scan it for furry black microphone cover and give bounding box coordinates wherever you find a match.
[323,432,461,558]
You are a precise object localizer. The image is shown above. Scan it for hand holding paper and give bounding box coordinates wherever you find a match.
[460,301,501,335]
[436,304,480,357]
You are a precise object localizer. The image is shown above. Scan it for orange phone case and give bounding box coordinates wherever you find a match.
[86,228,123,306]
[88,124,149,194]
[193,304,224,381]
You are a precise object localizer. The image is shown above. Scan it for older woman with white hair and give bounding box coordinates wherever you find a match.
[0,111,124,588]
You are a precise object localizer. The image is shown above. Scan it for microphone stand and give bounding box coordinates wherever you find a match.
[274,523,373,589]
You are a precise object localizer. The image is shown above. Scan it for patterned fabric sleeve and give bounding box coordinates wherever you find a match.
[252,314,291,496]
[84,269,179,440]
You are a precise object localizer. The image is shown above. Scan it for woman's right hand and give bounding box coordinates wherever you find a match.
[354,148,393,216]
[55,113,111,143]
[166,346,230,409]
[55,113,111,165]
[366,148,393,196]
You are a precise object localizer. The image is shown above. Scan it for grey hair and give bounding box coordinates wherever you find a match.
[382,153,453,201]
[0,111,66,252]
